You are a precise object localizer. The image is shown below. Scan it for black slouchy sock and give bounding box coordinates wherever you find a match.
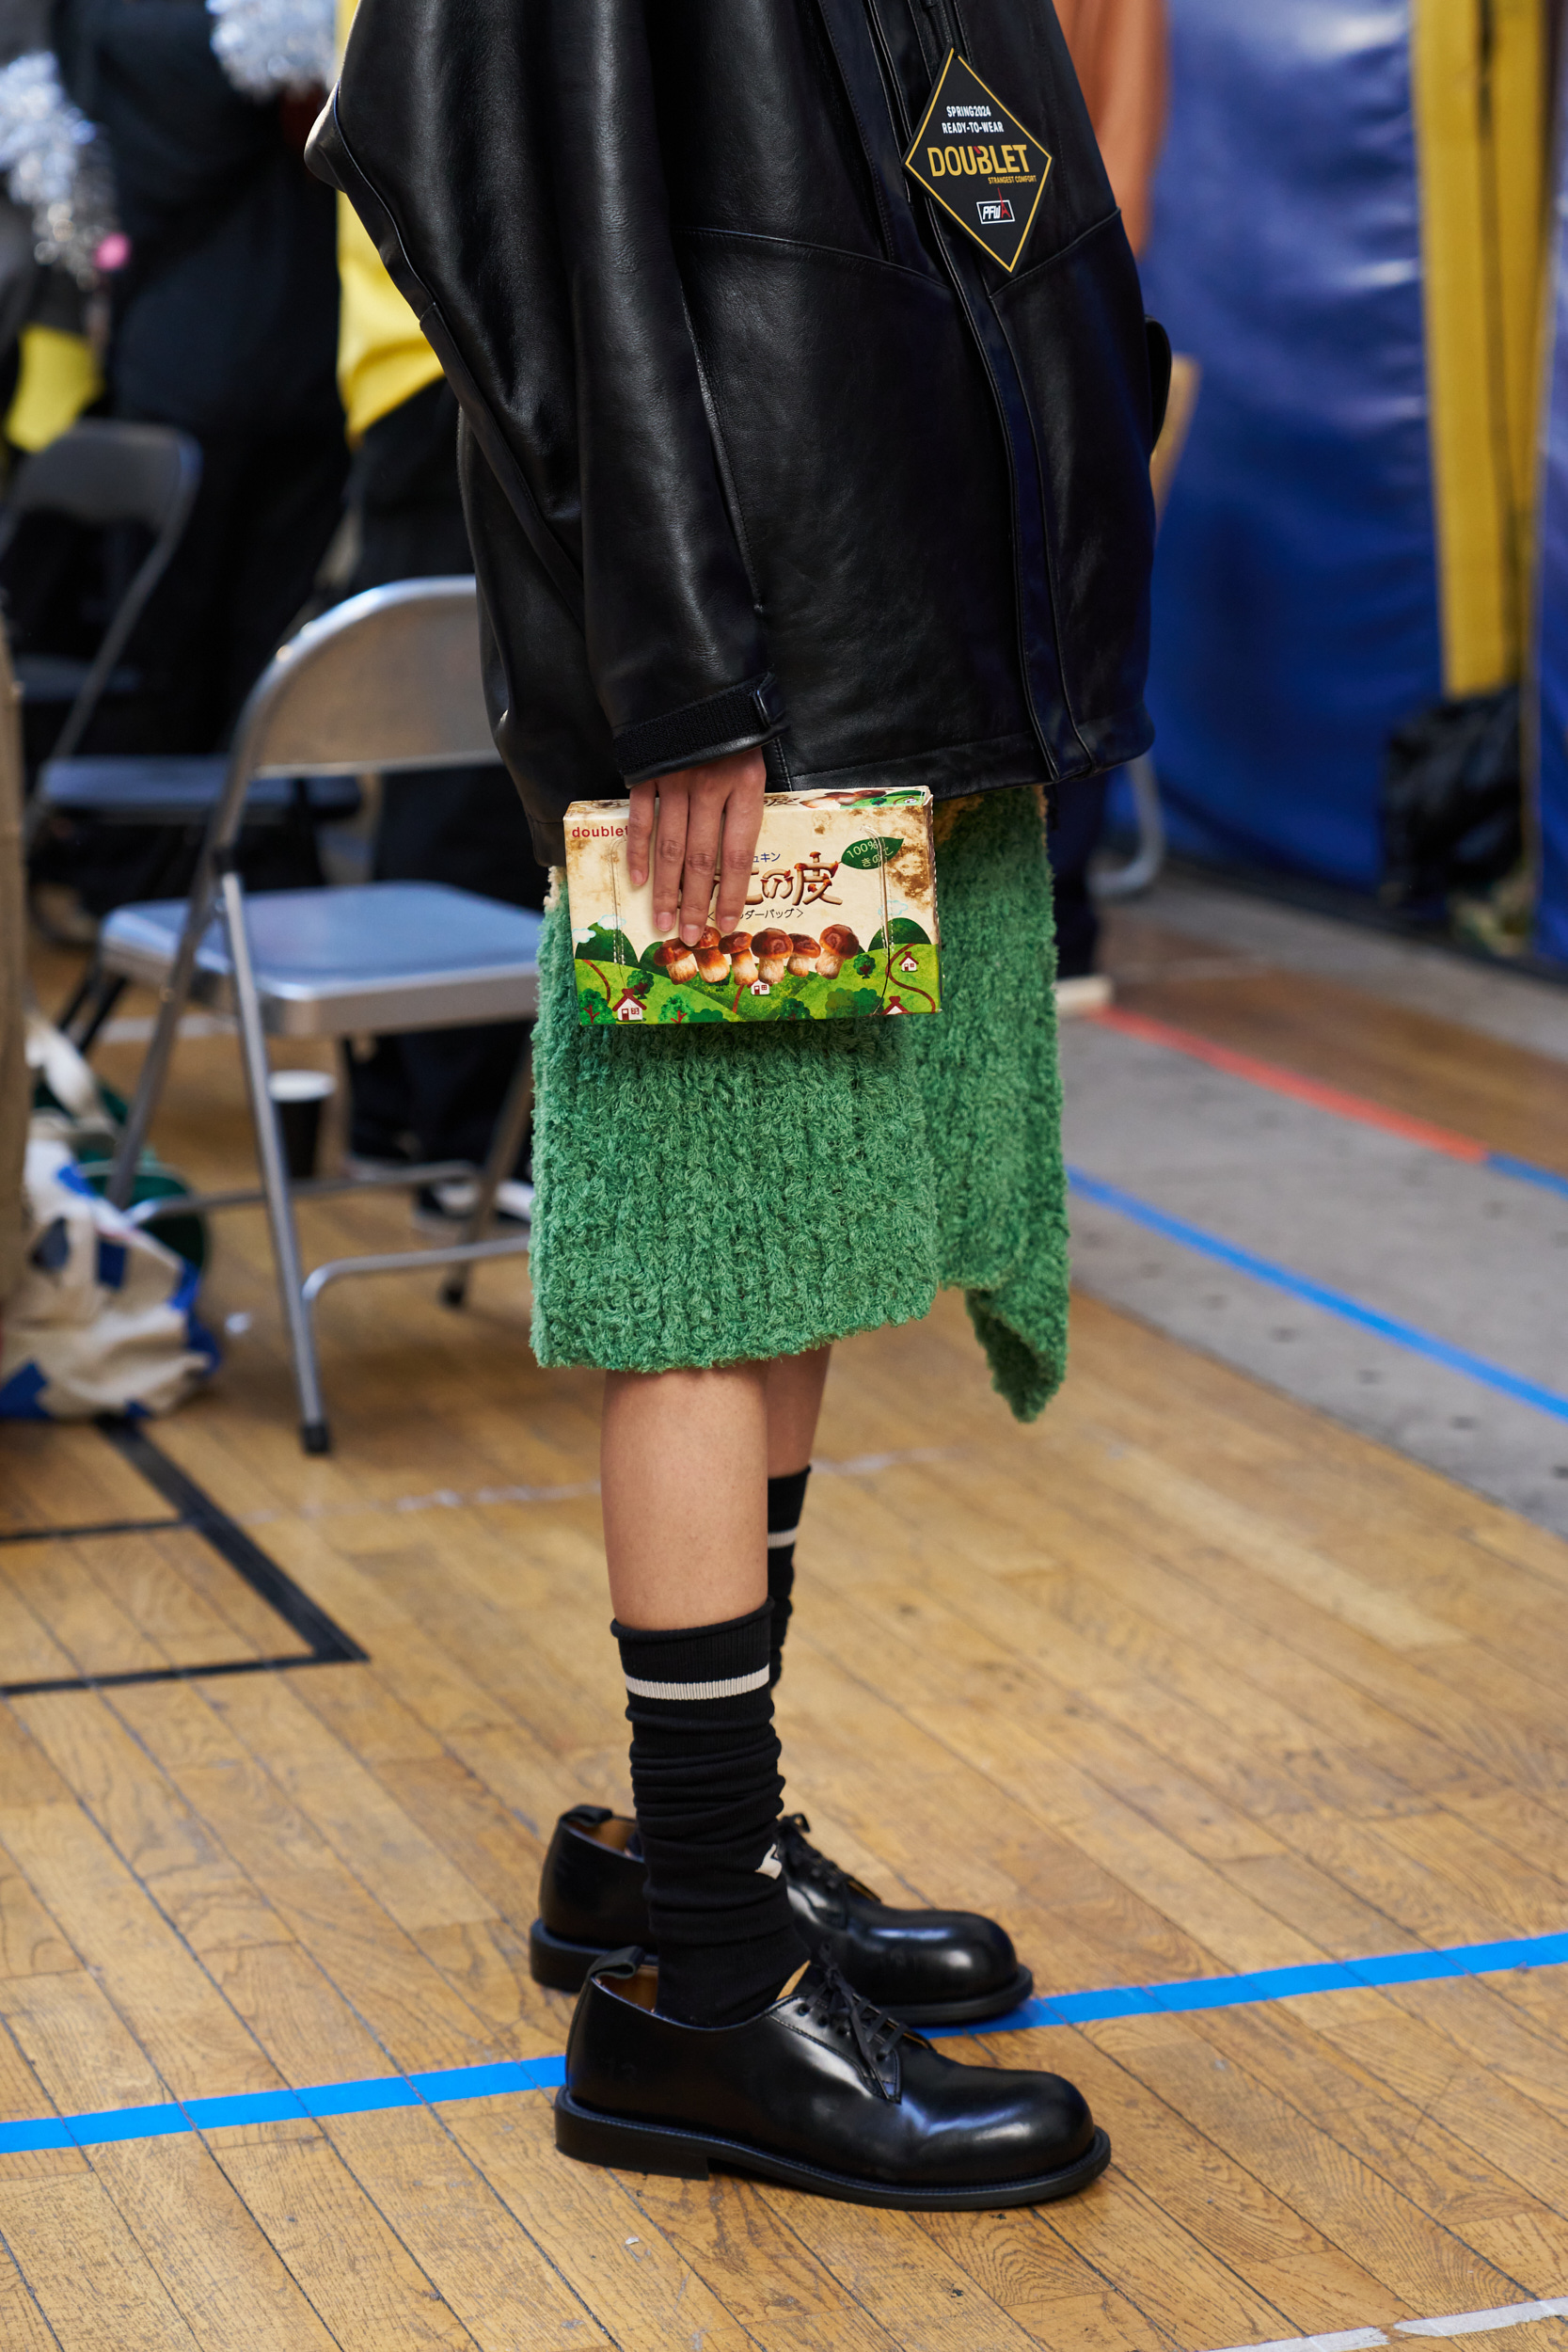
[766,1467,811,1686]
[615,1599,807,2026]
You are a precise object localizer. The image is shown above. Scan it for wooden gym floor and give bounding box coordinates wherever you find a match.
[6,898,1568,2352]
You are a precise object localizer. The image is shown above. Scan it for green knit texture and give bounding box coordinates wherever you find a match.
[529,785,1068,1421]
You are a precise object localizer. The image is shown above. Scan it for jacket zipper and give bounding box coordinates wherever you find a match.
[859,0,1082,778]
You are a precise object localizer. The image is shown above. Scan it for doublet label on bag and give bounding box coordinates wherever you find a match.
[903,49,1052,274]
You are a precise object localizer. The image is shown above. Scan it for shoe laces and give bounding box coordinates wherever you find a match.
[776,1812,876,1900]
[794,1953,903,2096]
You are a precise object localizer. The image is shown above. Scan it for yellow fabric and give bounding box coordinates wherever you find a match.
[1411,0,1548,695]
[5,326,103,454]
[335,0,441,442]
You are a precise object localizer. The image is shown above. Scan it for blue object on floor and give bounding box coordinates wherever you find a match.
[1139,0,1441,889]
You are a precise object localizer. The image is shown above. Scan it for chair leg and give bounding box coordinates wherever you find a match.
[70,972,130,1055]
[440,1035,533,1311]
[218,864,333,1454]
[1091,753,1167,902]
[103,873,218,1209]
[56,956,108,1039]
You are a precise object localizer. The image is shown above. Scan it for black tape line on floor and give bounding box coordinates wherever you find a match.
[0,1419,368,1698]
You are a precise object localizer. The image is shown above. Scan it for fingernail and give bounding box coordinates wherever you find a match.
[679,922,701,946]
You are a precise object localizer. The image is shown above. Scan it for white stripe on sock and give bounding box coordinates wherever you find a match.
[623,1667,771,1700]
[767,1526,800,1549]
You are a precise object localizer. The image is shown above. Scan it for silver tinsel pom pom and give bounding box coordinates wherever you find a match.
[0,52,117,288]
[207,0,335,100]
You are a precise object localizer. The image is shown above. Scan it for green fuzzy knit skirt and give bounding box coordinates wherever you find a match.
[528,784,1068,1422]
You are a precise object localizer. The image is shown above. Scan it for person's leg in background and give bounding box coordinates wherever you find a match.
[762,1343,830,1685]
[1046,773,1110,984]
[344,379,548,1216]
[110,412,350,755]
[215,412,354,723]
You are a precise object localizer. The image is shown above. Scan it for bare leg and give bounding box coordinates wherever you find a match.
[763,1344,831,1477]
[602,1361,769,1629]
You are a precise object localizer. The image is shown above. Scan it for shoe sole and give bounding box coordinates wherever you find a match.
[555,2092,1111,2209]
[530,1921,1035,2026]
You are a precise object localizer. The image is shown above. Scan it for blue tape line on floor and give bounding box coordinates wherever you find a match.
[1484,1152,1568,1201]
[6,1936,1566,2154]
[935,1932,1568,2037]
[1067,1168,1568,1424]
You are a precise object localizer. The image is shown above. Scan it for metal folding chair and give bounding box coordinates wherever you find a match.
[99,578,542,1455]
[47,760,365,1053]
[3,420,201,768]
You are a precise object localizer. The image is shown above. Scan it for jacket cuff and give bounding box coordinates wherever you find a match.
[614,675,785,784]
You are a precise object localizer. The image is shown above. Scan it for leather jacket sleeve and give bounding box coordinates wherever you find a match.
[312,0,784,782]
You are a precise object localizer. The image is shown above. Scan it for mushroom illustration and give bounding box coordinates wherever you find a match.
[787,932,821,977]
[654,938,699,984]
[722,930,758,984]
[694,924,732,984]
[816,923,862,978]
[755,929,793,983]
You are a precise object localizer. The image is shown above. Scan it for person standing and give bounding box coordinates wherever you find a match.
[53,0,346,754]
[314,0,1162,2204]
[332,0,546,1225]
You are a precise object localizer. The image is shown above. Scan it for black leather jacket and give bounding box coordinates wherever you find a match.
[310,0,1164,864]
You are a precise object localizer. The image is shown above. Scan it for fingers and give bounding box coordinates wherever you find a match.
[679,778,724,944]
[715,754,767,934]
[640,747,769,940]
[626,782,657,891]
[651,783,689,931]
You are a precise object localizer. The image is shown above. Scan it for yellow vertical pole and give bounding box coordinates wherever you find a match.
[1410,0,1547,696]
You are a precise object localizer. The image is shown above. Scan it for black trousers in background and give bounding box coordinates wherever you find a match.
[346,381,548,1168]
[112,409,351,753]
[1048,774,1109,981]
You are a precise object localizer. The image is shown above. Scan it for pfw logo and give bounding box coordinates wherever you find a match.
[976,199,1015,224]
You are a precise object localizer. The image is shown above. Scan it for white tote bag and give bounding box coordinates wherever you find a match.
[0,1137,218,1419]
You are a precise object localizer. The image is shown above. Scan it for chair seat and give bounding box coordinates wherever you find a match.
[36,755,362,827]
[16,652,139,702]
[101,881,543,1038]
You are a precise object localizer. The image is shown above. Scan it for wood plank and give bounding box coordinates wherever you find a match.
[89,2136,341,2352]
[438,2094,756,2352]
[0,2173,200,2352]
[0,1544,170,1679]
[317,2105,616,2351]
[0,2239,61,2352]
[1094,2010,1515,2315]
[13,1692,285,1959]
[0,1422,166,1535]
[1112,962,1568,1176]
[193,1674,495,1938]
[0,1794,278,2100]
[624,2173,904,2351]
[0,1860,76,1983]
[214,2130,484,2352]
[116,1688,509,2075]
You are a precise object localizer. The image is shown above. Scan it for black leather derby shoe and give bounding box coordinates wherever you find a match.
[531,1805,1033,2026]
[555,1950,1109,2209]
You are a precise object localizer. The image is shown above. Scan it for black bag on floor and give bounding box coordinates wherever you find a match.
[1380,686,1521,908]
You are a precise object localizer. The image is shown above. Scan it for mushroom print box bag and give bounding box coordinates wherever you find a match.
[563,789,942,1027]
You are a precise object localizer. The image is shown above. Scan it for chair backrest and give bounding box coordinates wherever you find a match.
[208,578,502,855]
[0,420,200,546]
[0,420,203,762]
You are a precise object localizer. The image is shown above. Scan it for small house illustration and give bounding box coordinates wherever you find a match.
[883,997,909,1015]
[750,978,771,996]
[897,950,919,975]
[610,991,646,1023]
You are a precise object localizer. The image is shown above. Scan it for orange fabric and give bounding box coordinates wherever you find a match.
[1054,0,1168,251]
